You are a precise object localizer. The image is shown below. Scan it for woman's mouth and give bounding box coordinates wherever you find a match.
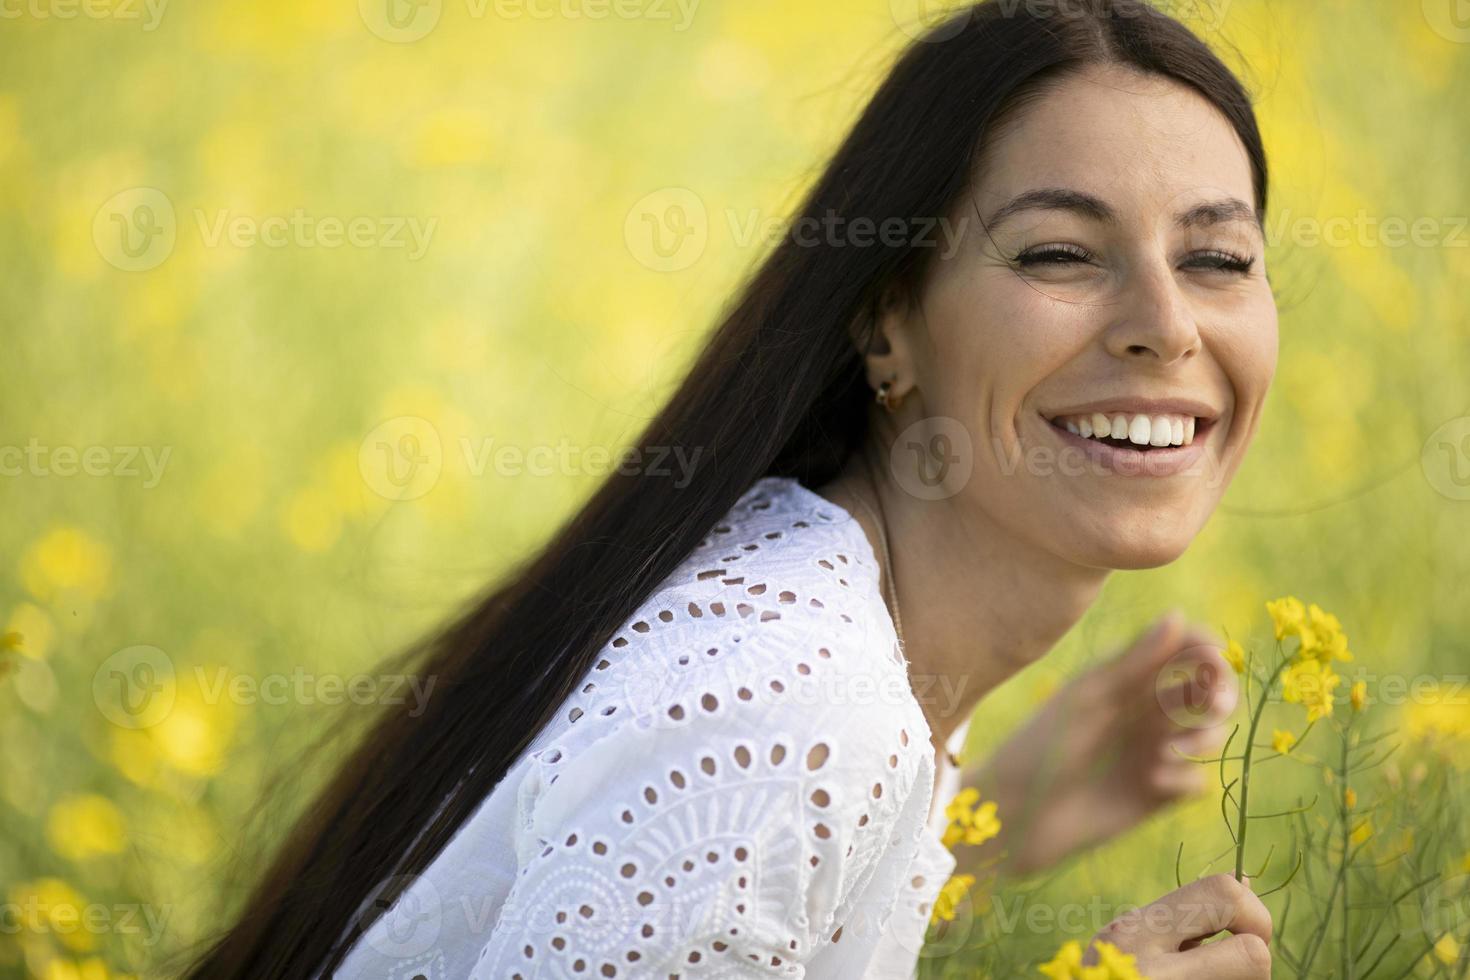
[1039,410,1219,477]
[1047,411,1211,450]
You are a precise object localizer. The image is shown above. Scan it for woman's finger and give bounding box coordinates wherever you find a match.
[1096,874,1271,953]
[1150,644,1238,732]
[1146,759,1209,798]
[1149,934,1273,979]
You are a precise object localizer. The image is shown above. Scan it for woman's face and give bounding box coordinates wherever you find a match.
[888,62,1277,570]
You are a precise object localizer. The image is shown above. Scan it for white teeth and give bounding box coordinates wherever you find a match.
[1055,411,1202,449]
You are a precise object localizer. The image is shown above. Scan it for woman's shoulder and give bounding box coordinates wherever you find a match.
[516,473,932,819]
[528,476,921,757]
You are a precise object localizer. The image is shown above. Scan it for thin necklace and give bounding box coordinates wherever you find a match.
[848,476,960,769]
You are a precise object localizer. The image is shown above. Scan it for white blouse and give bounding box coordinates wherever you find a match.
[335,476,967,979]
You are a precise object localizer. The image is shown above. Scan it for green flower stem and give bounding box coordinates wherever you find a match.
[1234,656,1292,881]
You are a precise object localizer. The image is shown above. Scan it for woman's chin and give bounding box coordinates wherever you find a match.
[1055,519,1200,571]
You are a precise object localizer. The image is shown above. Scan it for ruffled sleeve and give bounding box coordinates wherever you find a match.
[468,646,931,979]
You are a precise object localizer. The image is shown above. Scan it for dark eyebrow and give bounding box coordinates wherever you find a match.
[1176,197,1260,229]
[982,188,1114,229]
[982,187,1261,231]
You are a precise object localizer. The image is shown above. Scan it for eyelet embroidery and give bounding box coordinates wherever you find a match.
[343,478,952,979]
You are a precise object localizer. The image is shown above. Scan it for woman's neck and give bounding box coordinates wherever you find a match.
[813,441,1110,750]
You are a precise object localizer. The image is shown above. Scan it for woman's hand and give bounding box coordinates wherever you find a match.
[1083,874,1273,978]
[965,610,1236,876]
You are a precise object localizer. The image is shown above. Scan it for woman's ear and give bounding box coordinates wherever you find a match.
[856,280,921,405]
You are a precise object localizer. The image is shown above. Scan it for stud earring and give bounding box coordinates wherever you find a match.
[875,377,904,413]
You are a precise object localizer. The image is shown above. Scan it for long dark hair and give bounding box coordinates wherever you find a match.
[182,1,1267,974]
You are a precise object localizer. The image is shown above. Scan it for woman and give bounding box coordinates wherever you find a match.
[185,0,1277,976]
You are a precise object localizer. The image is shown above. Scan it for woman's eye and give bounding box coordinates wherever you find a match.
[1014,245,1092,267]
[1184,249,1255,274]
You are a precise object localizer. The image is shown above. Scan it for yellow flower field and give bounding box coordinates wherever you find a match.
[1,1,1467,977]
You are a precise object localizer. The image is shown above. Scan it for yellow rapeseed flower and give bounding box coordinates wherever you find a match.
[1265,597,1354,666]
[1350,681,1367,712]
[1433,933,1461,966]
[1039,940,1085,979]
[45,958,119,980]
[1039,939,1148,979]
[1265,596,1307,641]
[1222,638,1246,674]
[1299,603,1353,664]
[1282,658,1340,723]
[940,787,1002,849]
[929,873,975,925]
[1350,818,1374,846]
[9,877,96,952]
[5,602,53,659]
[1272,729,1296,754]
[46,793,127,860]
[19,527,113,602]
[1345,787,1357,809]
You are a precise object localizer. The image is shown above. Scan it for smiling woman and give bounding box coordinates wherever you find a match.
[177,1,1278,977]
